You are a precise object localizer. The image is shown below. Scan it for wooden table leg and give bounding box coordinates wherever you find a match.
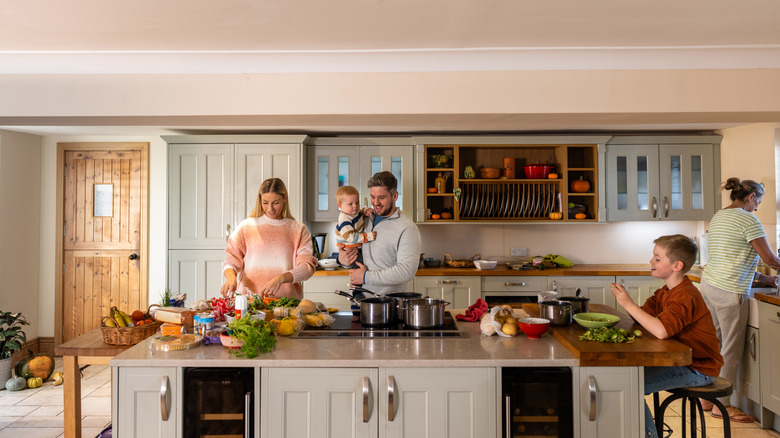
[63,355,81,438]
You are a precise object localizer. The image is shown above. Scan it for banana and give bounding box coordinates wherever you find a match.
[104,318,117,327]
[118,310,134,327]
[111,307,127,327]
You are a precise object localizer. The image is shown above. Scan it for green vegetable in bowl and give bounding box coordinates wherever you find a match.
[227,314,277,358]
[579,327,639,343]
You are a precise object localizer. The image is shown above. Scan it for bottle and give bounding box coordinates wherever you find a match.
[435,172,446,193]
[235,294,248,319]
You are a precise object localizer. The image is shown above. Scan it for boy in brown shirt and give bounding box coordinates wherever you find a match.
[610,234,723,438]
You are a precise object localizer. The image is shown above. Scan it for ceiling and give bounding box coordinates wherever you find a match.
[2,0,780,135]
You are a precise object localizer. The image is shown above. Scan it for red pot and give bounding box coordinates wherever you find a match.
[524,163,554,179]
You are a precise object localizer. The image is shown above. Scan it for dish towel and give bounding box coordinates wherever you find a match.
[456,299,489,322]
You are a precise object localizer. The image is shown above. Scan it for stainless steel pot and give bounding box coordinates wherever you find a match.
[404,298,450,328]
[359,297,396,326]
[538,300,573,326]
[558,296,590,314]
[386,292,423,321]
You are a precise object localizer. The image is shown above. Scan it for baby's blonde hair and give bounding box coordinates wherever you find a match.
[335,185,360,205]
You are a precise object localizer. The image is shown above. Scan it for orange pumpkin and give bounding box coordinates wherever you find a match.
[571,176,591,193]
[575,213,587,220]
[549,212,563,220]
[431,214,441,220]
[441,212,453,219]
[547,173,559,179]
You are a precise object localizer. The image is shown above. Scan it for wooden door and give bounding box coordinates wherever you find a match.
[58,143,148,343]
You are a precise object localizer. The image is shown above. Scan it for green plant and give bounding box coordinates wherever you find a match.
[159,288,172,307]
[0,311,30,360]
[227,314,277,358]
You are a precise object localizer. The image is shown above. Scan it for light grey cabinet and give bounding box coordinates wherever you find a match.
[548,276,616,308]
[115,367,179,438]
[168,250,226,303]
[615,275,665,315]
[738,326,761,403]
[606,136,721,221]
[303,275,353,310]
[578,366,643,438]
[415,276,481,310]
[759,301,780,415]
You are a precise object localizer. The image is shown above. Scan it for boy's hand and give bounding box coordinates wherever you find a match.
[363,207,374,217]
[371,231,377,240]
[609,282,635,309]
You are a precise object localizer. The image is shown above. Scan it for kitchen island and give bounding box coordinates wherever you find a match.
[111,304,689,438]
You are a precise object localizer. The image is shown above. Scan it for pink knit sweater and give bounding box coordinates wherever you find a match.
[223,216,317,298]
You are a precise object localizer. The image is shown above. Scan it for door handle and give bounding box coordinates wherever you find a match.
[387,376,397,422]
[160,376,170,421]
[362,376,372,423]
[749,332,756,361]
[129,253,138,260]
[588,375,597,421]
[504,394,511,438]
[226,224,232,244]
[438,280,460,285]
[244,392,251,437]
[504,282,526,287]
[651,197,658,218]
[552,280,557,291]
[663,196,670,217]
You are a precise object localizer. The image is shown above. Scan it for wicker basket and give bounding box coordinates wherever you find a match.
[443,253,481,268]
[100,305,163,346]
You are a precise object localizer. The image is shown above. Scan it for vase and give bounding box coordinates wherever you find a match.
[0,357,13,388]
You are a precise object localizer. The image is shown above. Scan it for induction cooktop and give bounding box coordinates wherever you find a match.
[294,311,468,338]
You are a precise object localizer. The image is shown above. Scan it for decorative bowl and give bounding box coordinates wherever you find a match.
[318,259,339,270]
[479,167,502,179]
[518,317,551,339]
[423,258,441,267]
[523,163,555,179]
[573,312,620,329]
[473,260,497,270]
[428,154,452,168]
[219,334,244,348]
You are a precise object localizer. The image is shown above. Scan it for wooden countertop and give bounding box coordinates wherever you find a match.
[755,292,780,306]
[55,327,132,357]
[314,264,676,277]
[521,303,692,367]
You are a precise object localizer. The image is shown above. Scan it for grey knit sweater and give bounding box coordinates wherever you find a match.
[361,209,421,294]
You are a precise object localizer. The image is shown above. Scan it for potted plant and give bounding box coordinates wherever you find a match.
[1,311,30,385]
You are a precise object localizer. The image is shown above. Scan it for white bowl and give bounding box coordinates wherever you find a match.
[474,260,497,270]
[318,259,339,270]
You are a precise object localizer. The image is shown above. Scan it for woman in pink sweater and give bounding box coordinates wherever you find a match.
[221,178,317,299]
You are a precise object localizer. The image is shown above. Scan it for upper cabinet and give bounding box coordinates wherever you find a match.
[307,138,415,222]
[413,136,610,223]
[605,136,722,221]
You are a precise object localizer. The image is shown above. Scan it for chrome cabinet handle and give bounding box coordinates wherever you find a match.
[588,375,597,421]
[244,392,251,437]
[663,196,670,217]
[387,376,397,422]
[362,376,371,423]
[438,280,460,285]
[552,280,558,291]
[504,395,511,438]
[160,376,170,421]
[226,224,232,243]
[504,282,526,287]
[651,197,658,218]
[749,332,757,361]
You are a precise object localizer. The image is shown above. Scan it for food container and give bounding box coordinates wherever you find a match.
[523,163,555,179]
[318,259,338,270]
[359,296,396,326]
[386,292,423,321]
[538,300,573,326]
[404,298,450,328]
[479,167,502,179]
[473,260,497,270]
[558,296,590,314]
[518,317,551,339]
[423,257,441,267]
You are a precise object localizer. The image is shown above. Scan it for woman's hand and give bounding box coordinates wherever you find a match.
[221,269,238,297]
[259,273,291,298]
[338,245,358,266]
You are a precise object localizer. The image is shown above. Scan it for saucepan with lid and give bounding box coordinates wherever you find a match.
[386,292,423,321]
[538,299,573,326]
[403,297,450,329]
[558,289,589,314]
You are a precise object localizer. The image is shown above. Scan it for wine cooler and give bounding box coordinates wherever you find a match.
[502,367,573,438]
[184,367,254,438]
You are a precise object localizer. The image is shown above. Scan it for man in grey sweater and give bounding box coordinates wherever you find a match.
[338,171,421,294]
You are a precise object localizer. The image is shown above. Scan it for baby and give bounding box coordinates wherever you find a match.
[334,185,376,269]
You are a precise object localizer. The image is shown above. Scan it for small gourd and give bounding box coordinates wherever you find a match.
[27,376,43,389]
[463,165,476,179]
[570,176,591,193]
[575,213,587,220]
[52,371,64,386]
[547,173,559,179]
[5,376,27,391]
[549,212,563,220]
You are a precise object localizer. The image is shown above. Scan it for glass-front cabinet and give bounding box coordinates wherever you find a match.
[605,136,721,221]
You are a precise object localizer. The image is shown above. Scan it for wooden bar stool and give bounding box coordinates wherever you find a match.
[653,377,734,438]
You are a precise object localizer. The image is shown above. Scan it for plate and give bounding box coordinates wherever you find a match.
[573,313,621,328]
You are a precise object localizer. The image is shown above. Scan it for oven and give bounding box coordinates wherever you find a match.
[482,276,548,308]
[502,367,573,438]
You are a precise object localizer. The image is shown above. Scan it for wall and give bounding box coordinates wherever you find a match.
[0,130,42,339]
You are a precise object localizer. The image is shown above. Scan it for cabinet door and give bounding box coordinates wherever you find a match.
[578,367,642,438]
[236,144,303,222]
[262,368,378,438]
[414,276,481,309]
[303,275,353,310]
[381,367,496,438]
[658,144,715,221]
[169,144,233,249]
[615,276,665,315]
[605,144,660,221]
[759,302,780,414]
[548,276,616,308]
[168,250,226,303]
[737,326,760,403]
[360,146,415,216]
[308,145,361,222]
[116,367,178,438]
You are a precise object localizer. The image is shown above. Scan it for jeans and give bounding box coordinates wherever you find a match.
[644,366,716,438]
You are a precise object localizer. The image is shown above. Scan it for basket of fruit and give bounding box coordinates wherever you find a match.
[100,305,163,346]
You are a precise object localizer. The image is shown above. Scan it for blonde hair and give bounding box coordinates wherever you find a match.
[654,234,697,273]
[249,178,294,220]
[335,185,360,205]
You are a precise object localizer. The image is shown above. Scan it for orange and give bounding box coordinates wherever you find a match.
[431,214,441,220]
[427,187,437,193]
[131,310,145,321]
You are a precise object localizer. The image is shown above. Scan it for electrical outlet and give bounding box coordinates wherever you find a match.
[511,247,529,257]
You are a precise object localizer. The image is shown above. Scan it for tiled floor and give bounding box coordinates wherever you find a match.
[0,357,111,438]
[646,392,780,438]
[2,358,780,438]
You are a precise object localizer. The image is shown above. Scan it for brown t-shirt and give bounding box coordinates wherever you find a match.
[641,276,724,377]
